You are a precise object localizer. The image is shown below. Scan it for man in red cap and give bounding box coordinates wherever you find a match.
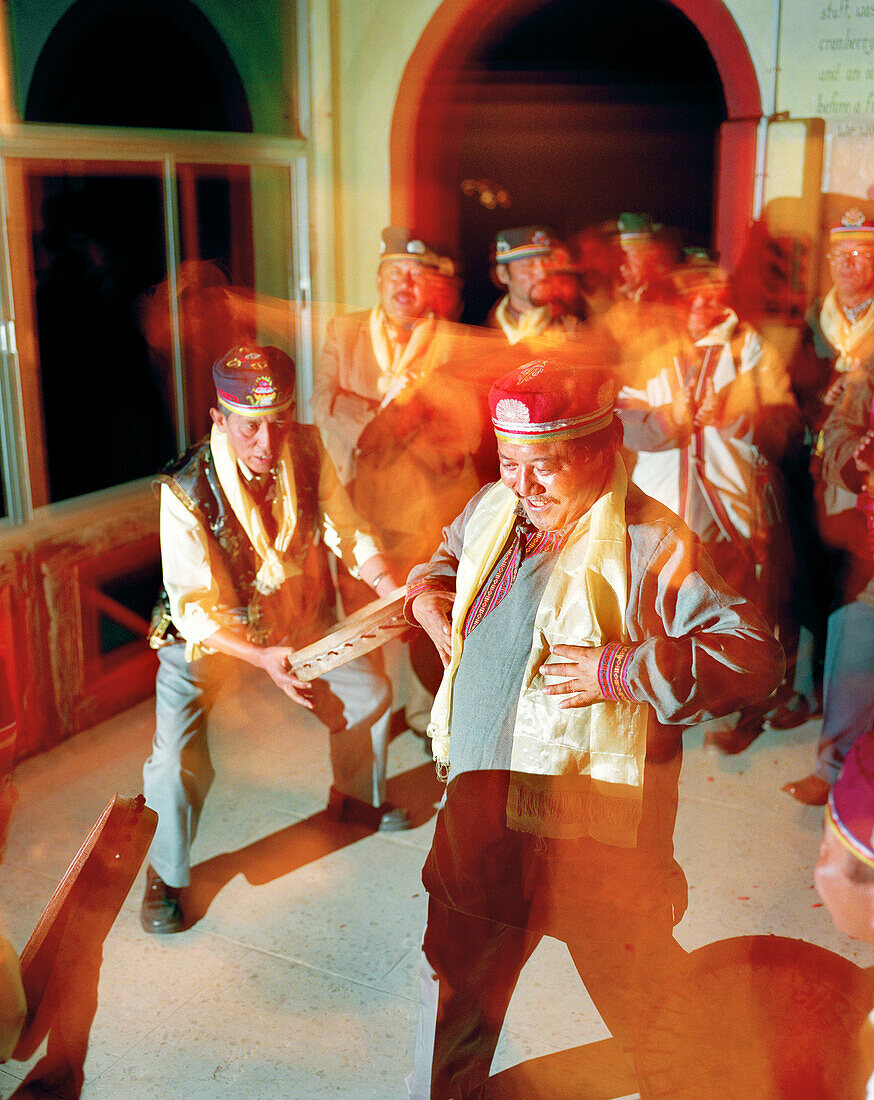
[140,344,408,935]
[404,357,783,1098]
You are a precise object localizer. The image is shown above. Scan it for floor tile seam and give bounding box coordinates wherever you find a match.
[76,975,234,1081]
[677,791,806,817]
[201,930,423,1005]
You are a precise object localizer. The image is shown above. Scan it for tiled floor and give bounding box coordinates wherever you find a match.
[0,667,870,1099]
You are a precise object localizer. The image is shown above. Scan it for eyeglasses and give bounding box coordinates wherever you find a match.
[827,249,874,265]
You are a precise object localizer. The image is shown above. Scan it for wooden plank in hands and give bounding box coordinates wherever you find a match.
[288,586,409,680]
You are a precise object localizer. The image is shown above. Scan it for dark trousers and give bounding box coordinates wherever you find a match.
[407,760,688,1100]
[409,895,686,1100]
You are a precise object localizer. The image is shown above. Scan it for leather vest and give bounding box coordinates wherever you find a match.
[156,425,334,646]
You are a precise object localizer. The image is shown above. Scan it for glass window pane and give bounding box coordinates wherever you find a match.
[170,163,296,440]
[22,163,177,503]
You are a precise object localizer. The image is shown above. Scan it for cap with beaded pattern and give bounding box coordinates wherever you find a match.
[379,226,440,268]
[212,345,296,418]
[829,208,874,246]
[494,225,556,265]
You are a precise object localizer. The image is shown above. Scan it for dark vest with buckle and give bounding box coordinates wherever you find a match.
[153,425,335,649]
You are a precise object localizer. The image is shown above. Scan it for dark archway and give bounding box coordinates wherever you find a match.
[25,0,251,131]
[392,0,757,323]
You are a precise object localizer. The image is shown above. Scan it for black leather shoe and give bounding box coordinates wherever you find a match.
[140,864,184,934]
[325,787,412,831]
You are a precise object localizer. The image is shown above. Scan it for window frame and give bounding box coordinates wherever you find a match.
[0,123,312,523]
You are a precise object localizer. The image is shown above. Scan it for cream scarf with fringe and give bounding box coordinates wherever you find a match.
[428,457,648,847]
[210,424,299,595]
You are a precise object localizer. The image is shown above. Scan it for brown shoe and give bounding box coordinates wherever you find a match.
[325,787,412,831]
[781,775,830,806]
[140,865,184,934]
[766,694,822,730]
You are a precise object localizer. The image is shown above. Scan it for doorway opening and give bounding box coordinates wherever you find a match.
[393,0,759,323]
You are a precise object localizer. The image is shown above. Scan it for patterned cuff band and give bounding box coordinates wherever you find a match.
[596,642,637,703]
[403,580,452,625]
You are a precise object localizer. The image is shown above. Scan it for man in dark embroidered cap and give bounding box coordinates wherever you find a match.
[782,211,874,804]
[312,226,453,486]
[614,212,678,305]
[140,345,409,935]
[404,357,784,1098]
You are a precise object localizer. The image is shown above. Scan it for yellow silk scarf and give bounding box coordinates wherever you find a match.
[368,306,438,402]
[820,288,874,373]
[428,457,648,847]
[210,424,299,594]
[494,295,553,345]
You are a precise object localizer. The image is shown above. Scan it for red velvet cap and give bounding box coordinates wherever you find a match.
[488,358,614,444]
[828,732,874,869]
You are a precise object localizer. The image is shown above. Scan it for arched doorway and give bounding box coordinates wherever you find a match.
[392,0,760,323]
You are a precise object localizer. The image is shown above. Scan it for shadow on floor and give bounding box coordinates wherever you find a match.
[185,761,443,926]
[483,936,874,1100]
[483,1037,636,1098]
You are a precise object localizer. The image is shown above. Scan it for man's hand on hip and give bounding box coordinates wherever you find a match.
[411,590,455,668]
[259,646,315,708]
[540,644,608,708]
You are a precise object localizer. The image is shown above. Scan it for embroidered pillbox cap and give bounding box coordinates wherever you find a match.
[488,357,615,444]
[828,732,874,870]
[379,226,440,268]
[829,208,874,246]
[494,225,556,264]
[213,344,296,418]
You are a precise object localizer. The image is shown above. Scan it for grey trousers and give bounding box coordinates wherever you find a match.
[817,600,874,783]
[142,643,392,887]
